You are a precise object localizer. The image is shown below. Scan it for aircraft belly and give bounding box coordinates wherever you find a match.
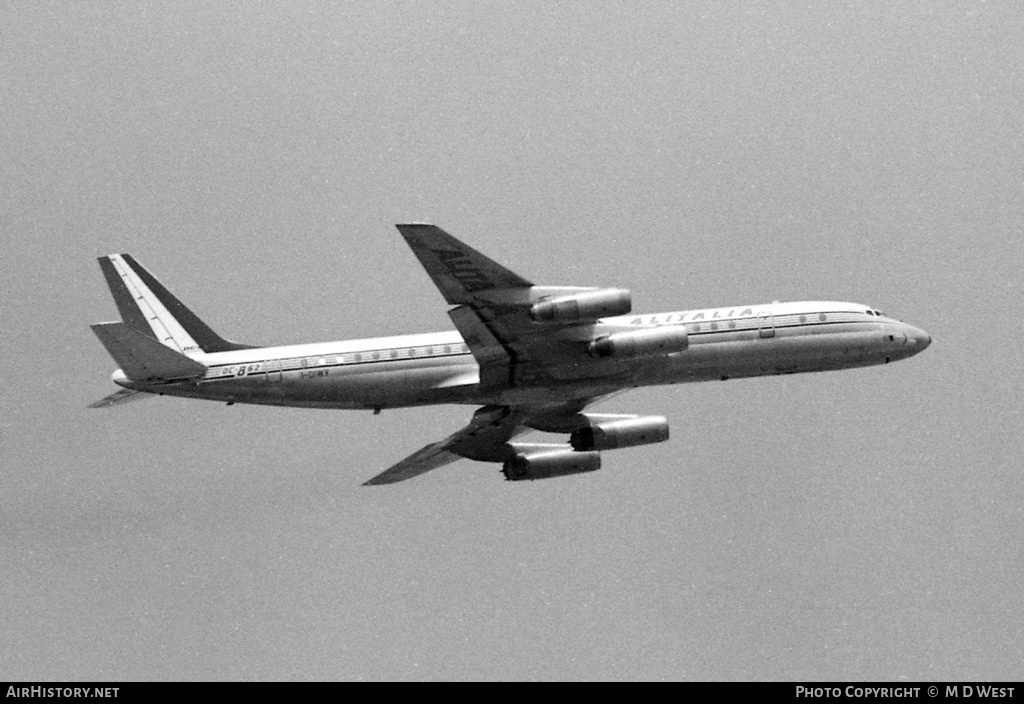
[657,329,882,383]
[171,360,479,409]
[274,361,479,408]
[273,363,472,407]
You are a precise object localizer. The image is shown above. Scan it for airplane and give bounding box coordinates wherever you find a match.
[90,223,931,485]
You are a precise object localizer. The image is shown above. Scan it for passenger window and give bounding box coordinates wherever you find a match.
[799,315,807,323]
[710,322,718,331]
[818,313,827,322]
[728,321,736,329]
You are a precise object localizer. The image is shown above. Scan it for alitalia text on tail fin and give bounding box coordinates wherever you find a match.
[97,254,254,354]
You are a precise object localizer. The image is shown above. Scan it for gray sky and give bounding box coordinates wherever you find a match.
[2,1,1022,681]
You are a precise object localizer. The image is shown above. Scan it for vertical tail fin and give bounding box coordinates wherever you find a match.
[97,254,254,354]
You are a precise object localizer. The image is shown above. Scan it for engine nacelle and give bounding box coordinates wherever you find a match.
[588,327,688,358]
[570,416,670,451]
[530,288,632,323]
[502,449,602,481]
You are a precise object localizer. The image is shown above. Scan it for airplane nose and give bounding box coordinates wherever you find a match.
[907,326,931,351]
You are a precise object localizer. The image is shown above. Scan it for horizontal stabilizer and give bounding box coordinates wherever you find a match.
[91,322,207,381]
[88,388,153,409]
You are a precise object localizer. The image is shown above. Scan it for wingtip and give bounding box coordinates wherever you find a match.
[361,477,393,487]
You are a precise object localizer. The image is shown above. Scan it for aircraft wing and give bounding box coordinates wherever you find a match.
[396,224,629,389]
[363,398,608,485]
[361,444,463,486]
[395,223,534,305]
[363,405,527,485]
[370,225,647,485]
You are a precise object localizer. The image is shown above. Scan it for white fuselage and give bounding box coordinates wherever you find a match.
[116,300,930,410]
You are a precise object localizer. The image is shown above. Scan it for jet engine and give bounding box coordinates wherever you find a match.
[570,415,670,452]
[587,327,688,358]
[530,288,632,322]
[502,449,602,481]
